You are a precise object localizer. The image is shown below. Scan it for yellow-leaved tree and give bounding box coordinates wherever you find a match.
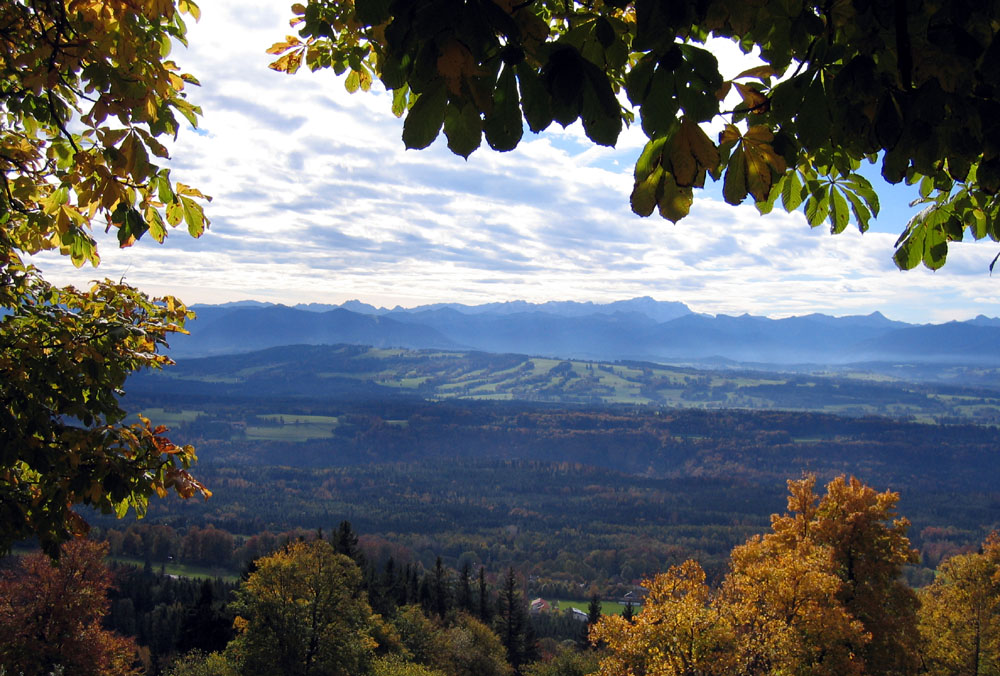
[225,539,382,675]
[918,532,1000,676]
[593,475,920,676]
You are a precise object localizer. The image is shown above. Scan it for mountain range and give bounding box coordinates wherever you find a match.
[166,297,1000,367]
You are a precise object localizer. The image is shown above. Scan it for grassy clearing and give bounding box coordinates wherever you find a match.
[139,408,205,425]
[549,598,641,616]
[6,548,239,582]
[109,555,239,582]
[259,414,340,425]
[245,425,336,441]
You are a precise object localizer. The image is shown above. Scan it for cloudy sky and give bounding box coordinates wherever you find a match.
[29,2,1000,323]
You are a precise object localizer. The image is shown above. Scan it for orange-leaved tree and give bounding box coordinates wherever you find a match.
[0,539,140,675]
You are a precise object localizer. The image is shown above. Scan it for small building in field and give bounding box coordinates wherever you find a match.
[529,598,551,615]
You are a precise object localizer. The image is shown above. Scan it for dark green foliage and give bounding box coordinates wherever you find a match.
[106,565,236,671]
[496,568,534,673]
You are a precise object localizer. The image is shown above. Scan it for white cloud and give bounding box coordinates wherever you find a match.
[26,1,1000,324]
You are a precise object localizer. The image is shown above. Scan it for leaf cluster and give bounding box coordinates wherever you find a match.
[272,0,1000,269]
[0,260,210,558]
[1,0,210,264]
[0,0,211,555]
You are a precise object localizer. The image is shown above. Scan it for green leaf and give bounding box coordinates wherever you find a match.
[631,166,663,217]
[968,208,987,239]
[723,146,748,205]
[543,46,585,127]
[805,187,830,226]
[625,53,657,105]
[756,181,780,215]
[120,207,149,246]
[780,170,804,211]
[830,187,850,234]
[923,225,948,270]
[842,187,873,232]
[918,174,934,198]
[580,62,622,146]
[391,86,409,118]
[843,173,880,217]
[180,196,205,237]
[640,65,677,137]
[484,64,522,152]
[796,76,831,151]
[402,85,448,150]
[517,64,553,133]
[635,136,668,181]
[345,70,361,93]
[658,172,693,223]
[146,207,167,243]
[166,200,183,226]
[894,213,927,269]
[354,0,392,26]
[445,103,483,158]
[155,173,174,204]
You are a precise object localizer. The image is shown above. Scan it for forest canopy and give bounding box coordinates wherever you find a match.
[270,0,1000,271]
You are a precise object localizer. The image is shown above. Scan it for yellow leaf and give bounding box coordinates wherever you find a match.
[657,172,693,223]
[267,36,302,55]
[669,118,720,188]
[719,123,742,148]
[437,39,481,96]
[735,65,779,80]
[734,82,768,112]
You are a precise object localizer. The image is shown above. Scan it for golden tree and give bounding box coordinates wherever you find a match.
[918,533,1000,676]
[227,539,381,676]
[594,476,919,676]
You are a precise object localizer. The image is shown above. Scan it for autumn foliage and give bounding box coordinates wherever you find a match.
[0,539,140,675]
[1,0,211,557]
[592,476,922,676]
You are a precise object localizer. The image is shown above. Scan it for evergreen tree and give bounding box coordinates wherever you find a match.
[432,556,451,620]
[478,566,492,624]
[176,579,234,655]
[458,561,473,614]
[496,568,531,673]
[333,520,360,561]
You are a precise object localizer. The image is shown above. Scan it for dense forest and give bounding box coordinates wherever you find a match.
[6,376,994,675]
[3,482,998,676]
[78,393,998,588]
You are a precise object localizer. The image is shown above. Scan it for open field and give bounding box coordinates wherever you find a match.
[135,344,1000,423]
[548,598,641,616]
[109,555,240,582]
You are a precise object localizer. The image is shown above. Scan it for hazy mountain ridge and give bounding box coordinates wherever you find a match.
[174,298,1000,367]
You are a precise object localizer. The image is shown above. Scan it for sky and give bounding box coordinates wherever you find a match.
[27,2,1000,324]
